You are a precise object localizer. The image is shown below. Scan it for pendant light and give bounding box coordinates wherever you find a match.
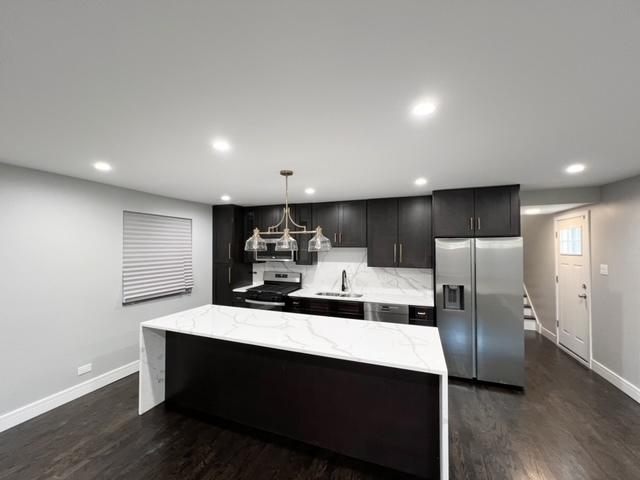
[244,228,267,251]
[307,227,331,252]
[275,228,298,251]
[243,170,332,252]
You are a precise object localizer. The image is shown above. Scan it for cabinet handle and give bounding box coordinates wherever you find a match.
[469,217,474,231]
[228,267,231,285]
[393,243,397,263]
[477,217,481,230]
[228,243,231,260]
[334,232,337,243]
[339,232,343,244]
[399,243,403,264]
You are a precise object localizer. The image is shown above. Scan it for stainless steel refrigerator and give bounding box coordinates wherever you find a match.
[435,237,524,387]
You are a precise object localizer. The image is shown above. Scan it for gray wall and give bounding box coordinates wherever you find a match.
[522,214,557,335]
[523,174,640,392]
[0,163,212,416]
[590,175,640,388]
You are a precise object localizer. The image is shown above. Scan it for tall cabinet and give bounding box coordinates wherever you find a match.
[212,205,252,306]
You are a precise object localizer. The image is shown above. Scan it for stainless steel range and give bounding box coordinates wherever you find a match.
[244,271,302,311]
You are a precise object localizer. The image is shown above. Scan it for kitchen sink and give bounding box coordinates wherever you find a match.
[315,291,364,298]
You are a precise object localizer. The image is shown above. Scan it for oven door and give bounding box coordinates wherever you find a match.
[254,240,296,262]
[244,299,286,311]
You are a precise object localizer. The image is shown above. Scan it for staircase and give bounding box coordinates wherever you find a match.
[523,291,538,331]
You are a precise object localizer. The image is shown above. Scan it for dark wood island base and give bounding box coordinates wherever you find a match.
[165,332,441,479]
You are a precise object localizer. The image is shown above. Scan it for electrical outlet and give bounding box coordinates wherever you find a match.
[77,363,92,376]
[600,264,609,275]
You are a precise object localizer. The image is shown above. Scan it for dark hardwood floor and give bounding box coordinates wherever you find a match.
[1,332,639,480]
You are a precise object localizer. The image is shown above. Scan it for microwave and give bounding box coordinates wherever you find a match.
[254,238,296,262]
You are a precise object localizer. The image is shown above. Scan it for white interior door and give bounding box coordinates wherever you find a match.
[556,214,590,361]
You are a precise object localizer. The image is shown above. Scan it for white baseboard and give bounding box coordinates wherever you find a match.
[592,360,640,405]
[0,360,139,434]
[540,325,557,342]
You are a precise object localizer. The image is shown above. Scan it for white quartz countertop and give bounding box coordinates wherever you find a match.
[141,304,447,376]
[233,284,434,307]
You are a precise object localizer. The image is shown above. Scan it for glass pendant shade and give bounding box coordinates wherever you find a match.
[307,227,332,252]
[244,228,267,251]
[275,228,298,251]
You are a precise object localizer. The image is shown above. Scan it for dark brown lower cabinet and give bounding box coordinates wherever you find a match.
[165,332,441,479]
[286,297,364,320]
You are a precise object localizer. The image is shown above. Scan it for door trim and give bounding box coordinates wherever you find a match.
[553,209,593,368]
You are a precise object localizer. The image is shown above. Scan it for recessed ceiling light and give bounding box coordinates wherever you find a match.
[565,163,586,174]
[414,177,428,186]
[220,194,231,202]
[524,208,542,215]
[411,100,437,118]
[212,138,232,153]
[93,161,112,172]
[305,187,316,195]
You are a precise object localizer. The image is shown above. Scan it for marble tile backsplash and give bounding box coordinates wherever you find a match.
[252,248,433,295]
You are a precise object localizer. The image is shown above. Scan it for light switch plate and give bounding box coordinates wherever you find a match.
[600,264,609,275]
[77,363,92,376]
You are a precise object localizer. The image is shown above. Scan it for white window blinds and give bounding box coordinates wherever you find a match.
[122,211,193,304]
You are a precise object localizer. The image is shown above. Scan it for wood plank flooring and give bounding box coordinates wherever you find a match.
[1,332,639,480]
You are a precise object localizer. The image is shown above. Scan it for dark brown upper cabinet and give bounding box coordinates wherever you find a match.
[432,185,520,238]
[290,203,317,265]
[255,204,285,232]
[312,200,366,247]
[473,186,520,236]
[398,196,432,267]
[367,196,432,268]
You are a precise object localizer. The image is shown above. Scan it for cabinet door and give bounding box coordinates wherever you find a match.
[257,205,284,232]
[333,300,365,320]
[291,204,317,265]
[312,202,340,245]
[338,200,367,247]
[432,188,475,238]
[398,196,432,268]
[243,208,257,263]
[213,263,232,306]
[474,186,519,237]
[366,198,398,267]
[213,205,235,263]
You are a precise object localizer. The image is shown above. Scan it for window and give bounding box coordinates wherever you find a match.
[559,226,582,256]
[122,211,193,304]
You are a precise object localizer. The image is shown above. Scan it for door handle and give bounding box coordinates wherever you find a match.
[578,293,587,298]
[477,217,481,230]
[469,217,474,231]
[393,243,397,263]
[228,267,231,285]
[228,243,231,260]
[399,243,403,264]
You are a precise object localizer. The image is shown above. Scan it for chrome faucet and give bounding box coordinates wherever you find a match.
[341,270,348,292]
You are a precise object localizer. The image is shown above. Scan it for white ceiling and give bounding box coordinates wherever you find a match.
[1,1,639,205]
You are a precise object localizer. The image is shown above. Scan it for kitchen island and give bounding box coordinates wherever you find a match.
[139,304,448,479]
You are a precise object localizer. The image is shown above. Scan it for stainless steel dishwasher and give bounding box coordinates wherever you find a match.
[364,302,409,324]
